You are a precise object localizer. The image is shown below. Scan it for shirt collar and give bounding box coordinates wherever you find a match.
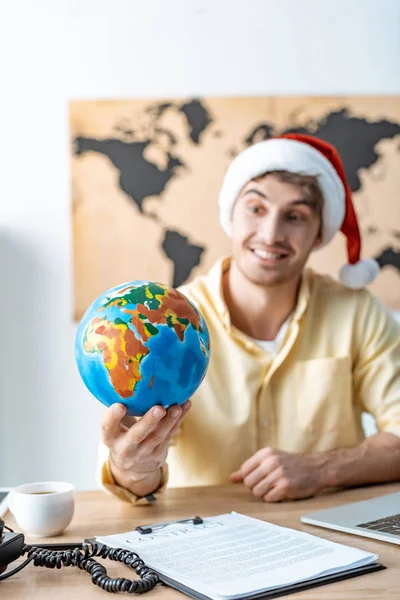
[292,268,312,324]
[206,256,232,329]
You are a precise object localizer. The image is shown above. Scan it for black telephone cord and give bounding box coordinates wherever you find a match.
[0,541,160,593]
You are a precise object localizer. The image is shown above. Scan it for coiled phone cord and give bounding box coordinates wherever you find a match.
[1,540,160,593]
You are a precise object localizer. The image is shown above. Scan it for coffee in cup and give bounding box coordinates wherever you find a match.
[9,481,74,537]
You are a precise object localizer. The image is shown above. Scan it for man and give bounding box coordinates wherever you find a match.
[98,133,400,505]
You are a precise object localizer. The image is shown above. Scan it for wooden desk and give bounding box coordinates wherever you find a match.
[2,483,399,599]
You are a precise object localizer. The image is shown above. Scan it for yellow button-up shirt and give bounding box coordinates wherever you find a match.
[98,257,400,500]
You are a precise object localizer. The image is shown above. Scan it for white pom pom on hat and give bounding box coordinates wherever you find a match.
[218,133,380,289]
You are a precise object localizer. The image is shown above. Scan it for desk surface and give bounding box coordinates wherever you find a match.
[2,483,399,599]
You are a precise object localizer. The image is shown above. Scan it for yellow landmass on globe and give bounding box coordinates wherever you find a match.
[83,316,149,399]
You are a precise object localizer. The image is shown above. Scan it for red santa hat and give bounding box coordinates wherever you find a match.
[219,133,380,289]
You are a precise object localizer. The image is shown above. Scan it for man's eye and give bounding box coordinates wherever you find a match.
[287,213,304,222]
[249,205,262,214]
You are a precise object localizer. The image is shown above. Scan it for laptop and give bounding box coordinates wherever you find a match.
[301,491,400,545]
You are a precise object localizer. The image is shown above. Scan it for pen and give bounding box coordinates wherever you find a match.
[135,515,203,535]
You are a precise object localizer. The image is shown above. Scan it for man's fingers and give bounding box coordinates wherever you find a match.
[150,436,170,463]
[168,400,191,437]
[263,479,290,503]
[153,401,192,450]
[243,465,269,489]
[230,449,268,482]
[230,462,270,485]
[252,468,282,499]
[229,470,243,483]
[122,401,190,432]
[126,405,167,444]
[133,401,191,455]
[235,448,270,479]
[145,405,185,450]
[101,403,127,446]
[121,413,138,429]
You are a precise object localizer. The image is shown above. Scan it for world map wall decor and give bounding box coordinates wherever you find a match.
[70,96,400,319]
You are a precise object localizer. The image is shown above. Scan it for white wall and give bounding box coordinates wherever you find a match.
[0,0,399,490]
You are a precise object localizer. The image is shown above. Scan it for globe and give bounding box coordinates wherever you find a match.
[75,280,211,416]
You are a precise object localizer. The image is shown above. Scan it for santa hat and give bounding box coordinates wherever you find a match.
[219,133,380,289]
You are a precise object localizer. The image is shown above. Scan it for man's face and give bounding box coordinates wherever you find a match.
[231,174,322,287]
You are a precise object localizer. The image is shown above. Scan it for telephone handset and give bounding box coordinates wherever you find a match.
[0,517,159,593]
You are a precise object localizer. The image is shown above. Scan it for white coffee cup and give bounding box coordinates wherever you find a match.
[9,481,74,537]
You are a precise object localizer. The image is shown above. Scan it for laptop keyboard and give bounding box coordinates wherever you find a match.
[357,513,400,535]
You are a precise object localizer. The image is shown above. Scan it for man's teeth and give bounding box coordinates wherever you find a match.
[252,249,285,259]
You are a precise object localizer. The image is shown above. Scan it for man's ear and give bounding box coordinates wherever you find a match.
[313,233,323,249]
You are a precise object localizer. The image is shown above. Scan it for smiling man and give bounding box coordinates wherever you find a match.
[98,134,400,505]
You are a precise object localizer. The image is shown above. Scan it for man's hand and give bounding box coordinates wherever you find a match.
[101,400,191,497]
[230,433,400,503]
[230,447,324,502]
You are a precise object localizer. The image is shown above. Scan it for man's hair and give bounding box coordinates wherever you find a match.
[256,170,324,217]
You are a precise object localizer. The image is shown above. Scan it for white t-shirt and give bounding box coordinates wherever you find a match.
[253,317,290,357]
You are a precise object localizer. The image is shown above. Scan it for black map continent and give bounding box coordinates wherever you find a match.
[162,230,205,288]
[75,137,184,213]
[74,99,212,287]
[74,102,400,286]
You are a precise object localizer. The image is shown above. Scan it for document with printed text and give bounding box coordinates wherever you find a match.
[96,512,380,600]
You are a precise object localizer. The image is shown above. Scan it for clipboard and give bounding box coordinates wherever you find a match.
[90,513,386,600]
[157,561,386,600]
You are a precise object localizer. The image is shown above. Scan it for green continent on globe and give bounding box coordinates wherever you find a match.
[82,282,208,400]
